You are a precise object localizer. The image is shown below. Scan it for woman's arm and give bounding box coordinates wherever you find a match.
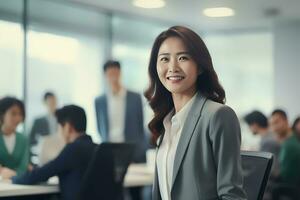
[209,106,247,200]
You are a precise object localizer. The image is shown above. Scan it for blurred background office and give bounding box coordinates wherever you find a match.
[1,0,300,199]
[0,0,275,146]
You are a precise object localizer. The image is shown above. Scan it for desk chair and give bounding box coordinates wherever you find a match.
[77,143,135,200]
[241,151,273,200]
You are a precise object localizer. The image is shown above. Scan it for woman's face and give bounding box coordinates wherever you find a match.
[2,105,24,131]
[156,36,199,96]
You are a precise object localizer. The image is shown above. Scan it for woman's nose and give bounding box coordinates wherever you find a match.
[168,59,179,73]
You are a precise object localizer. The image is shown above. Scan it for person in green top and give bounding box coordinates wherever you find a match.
[270,109,300,184]
[0,97,29,179]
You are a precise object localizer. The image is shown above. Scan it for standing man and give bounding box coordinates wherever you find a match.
[95,60,146,200]
[29,92,58,164]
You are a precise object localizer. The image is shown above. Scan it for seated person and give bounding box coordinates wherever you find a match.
[270,110,300,200]
[12,105,96,200]
[0,97,29,179]
[270,109,300,185]
[244,110,281,177]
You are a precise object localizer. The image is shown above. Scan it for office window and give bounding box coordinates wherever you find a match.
[204,32,273,149]
[111,15,168,127]
[112,15,168,92]
[27,0,110,142]
[0,1,23,99]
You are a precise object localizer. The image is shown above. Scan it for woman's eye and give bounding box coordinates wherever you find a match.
[179,56,188,61]
[160,57,169,62]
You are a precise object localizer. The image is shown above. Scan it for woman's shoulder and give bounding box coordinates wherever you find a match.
[202,99,236,119]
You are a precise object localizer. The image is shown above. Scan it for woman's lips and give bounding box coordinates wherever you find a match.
[167,75,184,80]
[167,75,185,83]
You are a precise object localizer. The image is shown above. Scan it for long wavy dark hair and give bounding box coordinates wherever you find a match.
[144,26,226,144]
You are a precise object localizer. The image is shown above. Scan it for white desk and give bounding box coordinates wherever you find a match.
[0,164,154,197]
[124,164,154,187]
[0,182,58,197]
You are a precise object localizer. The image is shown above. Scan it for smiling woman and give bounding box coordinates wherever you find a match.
[144,26,247,200]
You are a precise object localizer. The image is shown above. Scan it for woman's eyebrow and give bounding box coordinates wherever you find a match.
[176,51,190,55]
[158,51,190,56]
[158,53,170,57]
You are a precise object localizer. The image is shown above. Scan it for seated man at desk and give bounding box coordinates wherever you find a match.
[12,105,96,200]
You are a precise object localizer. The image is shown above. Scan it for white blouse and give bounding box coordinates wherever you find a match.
[156,94,197,200]
[107,88,126,142]
[3,133,16,154]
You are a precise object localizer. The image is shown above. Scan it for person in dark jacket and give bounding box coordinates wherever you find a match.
[12,105,96,200]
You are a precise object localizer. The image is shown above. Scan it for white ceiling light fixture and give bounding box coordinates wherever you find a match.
[203,7,235,17]
[133,0,166,9]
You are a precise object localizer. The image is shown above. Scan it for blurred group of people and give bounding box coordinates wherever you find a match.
[0,95,96,200]
[0,60,148,200]
[244,109,300,199]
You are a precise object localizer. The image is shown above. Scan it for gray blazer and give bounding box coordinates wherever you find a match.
[153,93,247,200]
[95,90,146,163]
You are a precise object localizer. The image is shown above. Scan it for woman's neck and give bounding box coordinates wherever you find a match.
[172,90,197,113]
[1,125,15,136]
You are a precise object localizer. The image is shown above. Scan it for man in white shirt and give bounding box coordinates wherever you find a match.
[95,60,147,200]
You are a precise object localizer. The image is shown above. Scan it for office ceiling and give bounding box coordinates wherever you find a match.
[68,0,300,32]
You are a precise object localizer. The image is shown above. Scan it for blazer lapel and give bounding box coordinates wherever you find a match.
[171,93,207,189]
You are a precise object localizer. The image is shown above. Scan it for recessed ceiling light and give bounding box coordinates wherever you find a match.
[203,7,235,17]
[133,0,166,9]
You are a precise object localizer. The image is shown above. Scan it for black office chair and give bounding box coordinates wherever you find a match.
[241,151,273,200]
[77,143,136,200]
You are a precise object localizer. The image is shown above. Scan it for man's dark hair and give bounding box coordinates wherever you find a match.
[103,60,121,72]
[55,105,86,133]
[44,92,55,101]
[271,109,288,120]
[244,111,268,128]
